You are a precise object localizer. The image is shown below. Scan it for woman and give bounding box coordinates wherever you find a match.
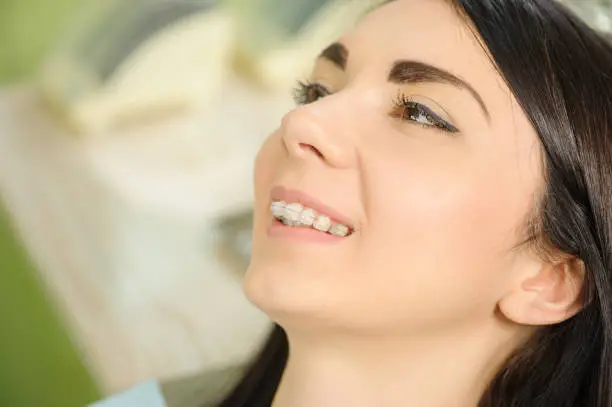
[92,0,612,406]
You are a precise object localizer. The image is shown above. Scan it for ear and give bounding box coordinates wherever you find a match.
[498,257,585,326]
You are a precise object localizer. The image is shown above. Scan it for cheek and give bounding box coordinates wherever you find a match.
[381,174,513,267]
[365,136,536,259]
[352,146,537,320]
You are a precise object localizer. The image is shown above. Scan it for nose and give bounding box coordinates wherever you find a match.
[280,102,355,169]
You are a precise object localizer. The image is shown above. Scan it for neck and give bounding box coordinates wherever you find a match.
[272,323,523,407]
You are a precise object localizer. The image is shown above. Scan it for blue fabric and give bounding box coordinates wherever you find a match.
[87,381,167,407]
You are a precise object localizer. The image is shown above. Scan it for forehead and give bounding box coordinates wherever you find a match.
[339,0,506,108]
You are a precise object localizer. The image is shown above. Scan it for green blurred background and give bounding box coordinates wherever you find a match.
[0,0,101,406]
[0,0,81,83]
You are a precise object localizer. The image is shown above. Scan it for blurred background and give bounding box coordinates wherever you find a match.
[0,1,610,406]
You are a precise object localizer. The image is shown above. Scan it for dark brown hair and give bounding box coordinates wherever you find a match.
[216,1,612,406]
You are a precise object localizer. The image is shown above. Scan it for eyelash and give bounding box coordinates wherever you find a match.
[392,92,459,133]
[292,81,459,134]
[293,81,330,105]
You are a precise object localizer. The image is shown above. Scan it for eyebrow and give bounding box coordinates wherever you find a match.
[389,60,490,121]
[317,43,490,122]
[318,42,349,70]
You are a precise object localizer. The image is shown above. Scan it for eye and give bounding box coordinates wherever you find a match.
[293,81,331,105]
[392,92,459,133]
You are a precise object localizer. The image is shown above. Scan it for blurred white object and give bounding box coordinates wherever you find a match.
[229,0,380,91]
[0,80,291,392]
[40,0,234,134]
[559,0,612,32]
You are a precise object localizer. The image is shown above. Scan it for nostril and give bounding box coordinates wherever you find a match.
[299,143,324,159]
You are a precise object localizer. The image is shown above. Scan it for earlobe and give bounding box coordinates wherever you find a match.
[499,258,585,326]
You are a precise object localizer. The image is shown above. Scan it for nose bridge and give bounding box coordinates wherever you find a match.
[281,93,356,168]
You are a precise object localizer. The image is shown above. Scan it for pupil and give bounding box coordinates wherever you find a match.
[310,89,318,101]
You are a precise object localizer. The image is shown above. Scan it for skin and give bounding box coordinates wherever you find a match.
[244,0,585,406]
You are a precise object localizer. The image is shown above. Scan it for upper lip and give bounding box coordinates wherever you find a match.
[270,186,355,230]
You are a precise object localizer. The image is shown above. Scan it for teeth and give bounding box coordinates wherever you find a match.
[313,215,332,232]
[284,203,304,226]
[299,208,316,227]
[330,223,350,237]
[271,201,286,218]
[270,201,351,237]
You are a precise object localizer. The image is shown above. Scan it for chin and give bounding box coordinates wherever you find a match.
[243,258,342,329]
[244,260,307,317]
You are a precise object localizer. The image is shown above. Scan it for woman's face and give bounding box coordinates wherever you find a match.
[245,0,544,335]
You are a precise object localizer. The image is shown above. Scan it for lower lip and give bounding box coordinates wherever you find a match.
[267,220,347,243]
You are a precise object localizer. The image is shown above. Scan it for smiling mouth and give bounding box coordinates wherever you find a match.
[270,201,353,237]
